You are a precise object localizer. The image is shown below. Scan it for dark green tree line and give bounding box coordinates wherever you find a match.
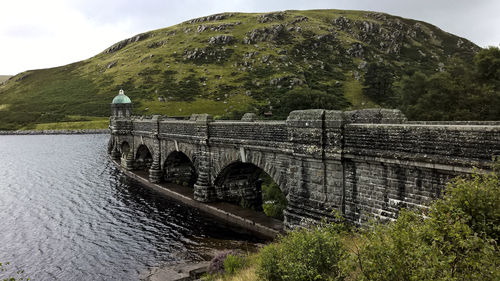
[399,46,500,120]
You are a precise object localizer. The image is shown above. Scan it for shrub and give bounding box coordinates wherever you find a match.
[257,223,346,281]
[258,244,282,281]
[430,165,500,243]
[0,261,30,281]
[208,250,238,274]
[262,202,284,220]
[223,254,246,275]
[261,176,287,220]
[344,164,500,281]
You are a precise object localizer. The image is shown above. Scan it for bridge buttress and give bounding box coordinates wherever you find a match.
[111,144,121,160]
[284,110,345,227]
[192,114,217,202]
[148,116,163,183]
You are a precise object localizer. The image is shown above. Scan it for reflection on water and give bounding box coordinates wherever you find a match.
[0,134,258,280]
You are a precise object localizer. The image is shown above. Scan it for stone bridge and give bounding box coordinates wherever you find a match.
[108,107,500,228]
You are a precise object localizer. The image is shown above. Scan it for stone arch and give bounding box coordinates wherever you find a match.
[212,150,287,196]
[163,151,198,187]
[164,142,199,172]
[213,159,287,216]
[135,144,153,171]
[120,141,131,158]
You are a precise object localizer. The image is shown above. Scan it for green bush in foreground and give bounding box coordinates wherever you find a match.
[344,163,500,281]
[344,210,500,281]
[257,222,346,281]
[254,161,500,281]
[0,262,30,281]
[224,254,246,275]
[431,166,500,243]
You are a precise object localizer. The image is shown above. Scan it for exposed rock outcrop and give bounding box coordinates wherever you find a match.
[197,22,241,33]
[188,13,232,24]
[243,24,286,44]
[208,35,235,45]
[258,12,285,23]
[347,43,364,57]
[105,33,150,53]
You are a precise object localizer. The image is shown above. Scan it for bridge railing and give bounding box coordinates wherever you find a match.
[159,120,197,137]
[132,119,154,134]
[343,123,500,169]
[209,121,288,143]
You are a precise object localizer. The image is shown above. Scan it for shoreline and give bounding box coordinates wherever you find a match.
[0,129,109,135]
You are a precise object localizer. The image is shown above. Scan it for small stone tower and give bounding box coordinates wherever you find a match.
[111,89,132,117]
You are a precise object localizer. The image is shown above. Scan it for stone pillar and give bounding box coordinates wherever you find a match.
[148,115,163,183]
[285,109,342,228]
[193,114,216,202]
[149,158,163,183]
[323,110,347,215]
[123,151,135,171]
[111,147,121,160]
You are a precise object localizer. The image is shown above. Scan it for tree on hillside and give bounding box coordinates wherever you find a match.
[474,46,500,88]
[272,87,347,118]
[362,63,395,105]
[399,53,500,121]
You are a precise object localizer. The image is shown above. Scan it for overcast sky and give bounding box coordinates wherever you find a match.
[1,0,499,75]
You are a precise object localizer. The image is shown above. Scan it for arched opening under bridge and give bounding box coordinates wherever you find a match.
[135,145,152,171]
[120,142,130,158]
[214,162,287,220]
[163,151,197,187]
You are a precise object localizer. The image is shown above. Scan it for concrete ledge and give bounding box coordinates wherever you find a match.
[143,261,209,281]
[111,159,283,239]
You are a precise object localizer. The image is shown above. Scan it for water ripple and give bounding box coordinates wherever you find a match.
[0,134,258,280]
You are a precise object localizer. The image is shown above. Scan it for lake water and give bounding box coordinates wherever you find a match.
[0,134,258,280]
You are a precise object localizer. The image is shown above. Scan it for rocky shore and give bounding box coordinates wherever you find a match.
[0,129,109,135]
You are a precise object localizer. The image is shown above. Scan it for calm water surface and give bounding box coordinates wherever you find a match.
[0,134,257,280]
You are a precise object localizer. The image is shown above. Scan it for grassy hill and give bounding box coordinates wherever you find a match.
[0,9,480,130]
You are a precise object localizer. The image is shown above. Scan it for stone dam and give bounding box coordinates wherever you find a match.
[108,97,500,229]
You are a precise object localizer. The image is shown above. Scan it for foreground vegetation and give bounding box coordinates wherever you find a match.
[0,262,29,281]
[0,9,487,130]
[204,160,500,281]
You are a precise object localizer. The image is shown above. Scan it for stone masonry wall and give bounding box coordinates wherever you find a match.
[109,109,500,228]
[343,160,458,224]
[210,121,288,142]
[344,124,499,168]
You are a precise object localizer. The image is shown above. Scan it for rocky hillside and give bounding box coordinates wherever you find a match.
[0,9,480,129]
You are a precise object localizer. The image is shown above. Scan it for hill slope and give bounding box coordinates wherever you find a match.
[0,9,480,130]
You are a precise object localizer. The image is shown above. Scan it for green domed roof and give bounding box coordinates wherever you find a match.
[112,89,132,104]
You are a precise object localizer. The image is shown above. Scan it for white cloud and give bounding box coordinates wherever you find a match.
[0,0,499,75]
[0,0,132,74]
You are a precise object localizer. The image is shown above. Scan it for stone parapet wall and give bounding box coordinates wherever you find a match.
[132,119,154,134]
[209,121,288,142]
[406,121,500,125]
[344,123,500,169]
[159,120,197,137]
[109,109,500,228]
